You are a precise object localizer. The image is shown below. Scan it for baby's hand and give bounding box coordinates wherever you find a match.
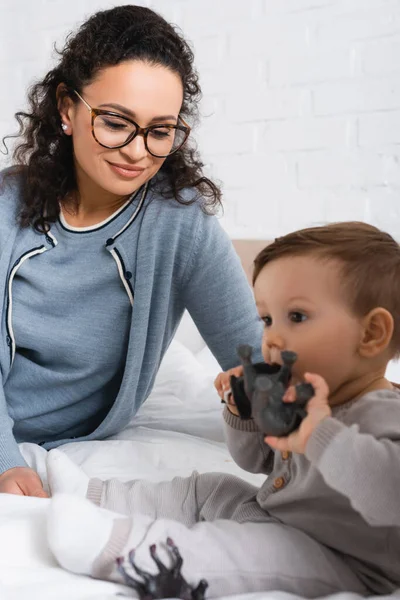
[265,372,332,454]
[214,366,243,416]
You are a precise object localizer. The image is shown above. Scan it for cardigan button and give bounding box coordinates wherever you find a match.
[281,451,291,460]
[273,476,285,490]
[125,271,132,280]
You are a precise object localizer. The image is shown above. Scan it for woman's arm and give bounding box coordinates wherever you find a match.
[182,213,263,371]
[0,380,27,475]
[0,377,47,496]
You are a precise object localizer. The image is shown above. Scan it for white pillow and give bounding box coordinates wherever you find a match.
[196,344,221,375]
[174,311,207,355]
[134,339,224,442]
[151,338,213,405]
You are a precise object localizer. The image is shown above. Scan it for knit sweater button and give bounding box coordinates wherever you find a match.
[273,476,285,490]
[125,271,132,280]
[281,451,290,460]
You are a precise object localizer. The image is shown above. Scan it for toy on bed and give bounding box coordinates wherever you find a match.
[227,345,315,436]
[116,537,208,599]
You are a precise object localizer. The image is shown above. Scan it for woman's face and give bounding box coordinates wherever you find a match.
[59,60,184,200]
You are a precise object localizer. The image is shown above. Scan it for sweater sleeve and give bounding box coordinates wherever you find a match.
[0,377,28,474]
[223,407,274,475]
[0,172,27,472]
[181,212,264,371]
[305,414,400,527]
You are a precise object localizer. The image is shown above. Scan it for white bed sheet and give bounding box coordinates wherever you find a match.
[0,318,399,600]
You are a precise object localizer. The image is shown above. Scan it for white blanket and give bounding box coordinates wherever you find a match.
[0,318,399,600]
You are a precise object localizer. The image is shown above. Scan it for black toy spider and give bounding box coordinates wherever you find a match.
[227,345,315,437]
[116,537,208,600]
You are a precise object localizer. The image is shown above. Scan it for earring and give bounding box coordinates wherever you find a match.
[61,123,68,131]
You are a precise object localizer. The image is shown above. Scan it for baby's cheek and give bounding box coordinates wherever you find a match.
[296,354,329,383]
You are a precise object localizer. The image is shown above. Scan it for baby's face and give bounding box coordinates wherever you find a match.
[254,254,364,396]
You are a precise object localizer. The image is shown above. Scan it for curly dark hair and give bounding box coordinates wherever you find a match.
[2,5,222,233]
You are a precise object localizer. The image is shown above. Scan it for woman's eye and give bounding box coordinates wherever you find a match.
[262,315,272,327]
[104,119,127,130]
[289,312,307,323]
[150,127,171,139]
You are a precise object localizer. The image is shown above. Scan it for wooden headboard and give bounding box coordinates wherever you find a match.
[232,239,268,284]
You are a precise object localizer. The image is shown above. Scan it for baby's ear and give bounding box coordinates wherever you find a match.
[358,307,394,358]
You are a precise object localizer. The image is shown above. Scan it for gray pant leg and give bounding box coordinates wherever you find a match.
[87,474,368,597]
[87,471,272,525]
[91,505,368,598]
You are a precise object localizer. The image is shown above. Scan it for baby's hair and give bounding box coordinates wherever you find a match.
[253,222,400,355]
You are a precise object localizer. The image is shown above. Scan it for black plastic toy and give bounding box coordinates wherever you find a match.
[227,345,315,437]
[116,538,208,600]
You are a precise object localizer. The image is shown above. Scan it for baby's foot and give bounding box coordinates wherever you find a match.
[47,494,208,600]
[47,449,90,497]
[47,494,130,577]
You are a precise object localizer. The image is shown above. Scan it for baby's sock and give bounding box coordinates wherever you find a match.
[47,494,131,578]
[47,449,90,497]
[47,494,208,599]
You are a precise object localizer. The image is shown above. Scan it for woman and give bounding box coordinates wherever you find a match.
[0,5,262,497]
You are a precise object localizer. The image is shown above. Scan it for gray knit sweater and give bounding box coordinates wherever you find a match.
[223,388,400,593]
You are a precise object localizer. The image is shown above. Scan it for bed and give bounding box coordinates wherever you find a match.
[0,240,399,600]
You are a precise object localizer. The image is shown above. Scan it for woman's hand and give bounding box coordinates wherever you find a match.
[0,466,48,497]
[214,365,243,416]
[265,372,332,454]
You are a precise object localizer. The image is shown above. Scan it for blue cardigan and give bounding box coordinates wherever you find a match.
[0,170,263,473]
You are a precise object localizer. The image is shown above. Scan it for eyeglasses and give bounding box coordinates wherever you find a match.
[72,89,191,158]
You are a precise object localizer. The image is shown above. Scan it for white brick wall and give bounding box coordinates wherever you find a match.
[1,0,400,239]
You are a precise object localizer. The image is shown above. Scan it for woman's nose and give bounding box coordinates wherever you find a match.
[120,133,148,161]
